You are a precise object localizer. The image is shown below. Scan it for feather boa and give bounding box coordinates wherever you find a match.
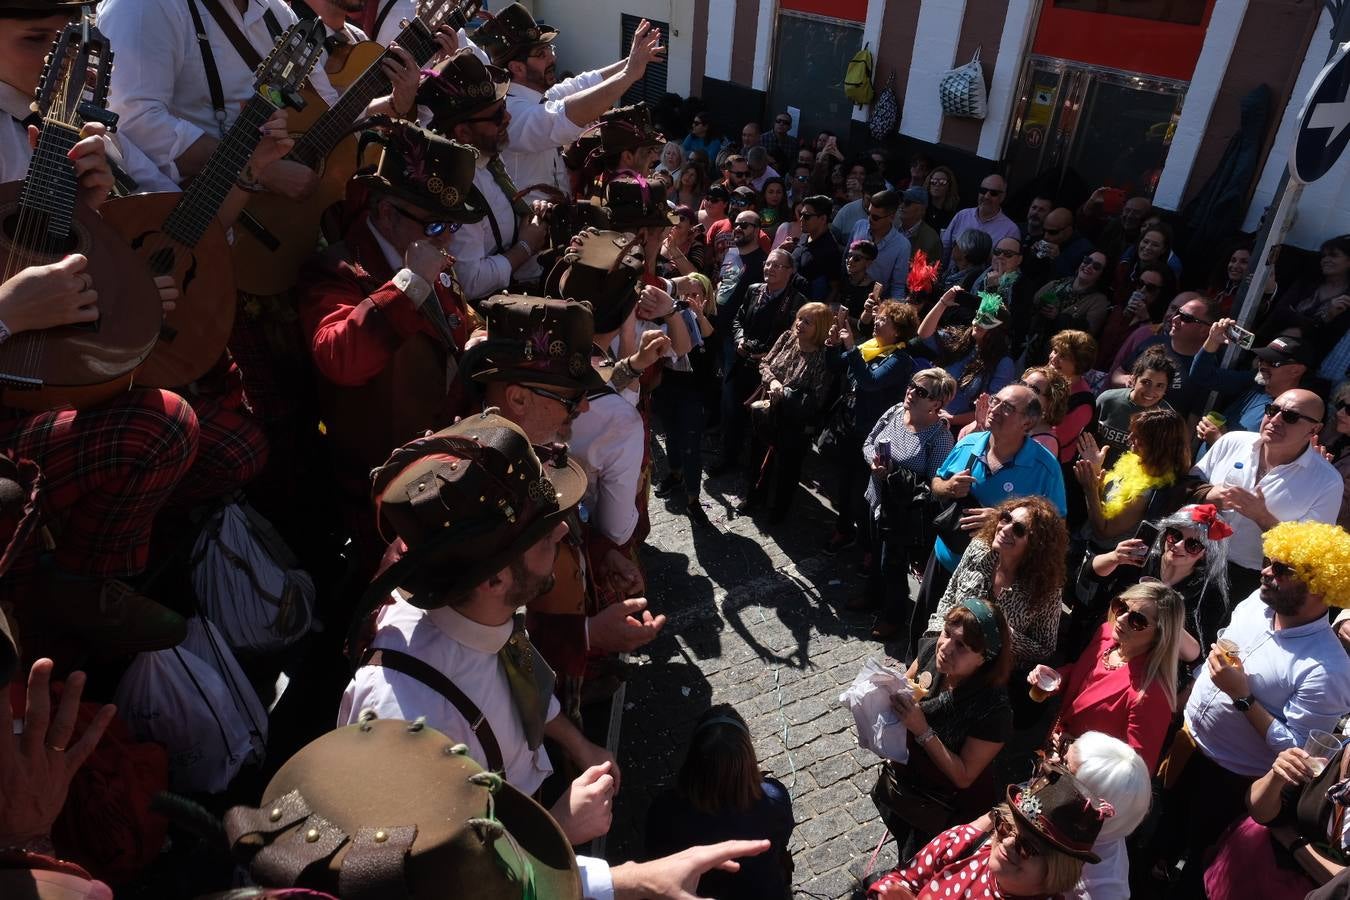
[1101,452,1176,520]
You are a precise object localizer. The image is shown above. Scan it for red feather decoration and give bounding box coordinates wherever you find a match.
[908,250,941,296]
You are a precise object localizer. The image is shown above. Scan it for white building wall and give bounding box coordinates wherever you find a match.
[898,0,968,143]
[532,0,697,96]
[976,0,1036,160]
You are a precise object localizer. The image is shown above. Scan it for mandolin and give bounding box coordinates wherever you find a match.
[0,13,160,411]
[100,19,326,388]
[229,0,482,296]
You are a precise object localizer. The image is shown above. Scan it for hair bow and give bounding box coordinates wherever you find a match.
[1189,503,1234,541]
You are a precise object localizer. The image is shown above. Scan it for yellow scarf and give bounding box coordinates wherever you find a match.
[1101,452,1176,520]
[858,338,898,363]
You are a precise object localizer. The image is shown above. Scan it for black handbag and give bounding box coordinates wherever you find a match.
[930,447,982,556]
[871,762,958,838]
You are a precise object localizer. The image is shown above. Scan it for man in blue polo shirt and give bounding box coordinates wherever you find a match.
[908,383,1067,653]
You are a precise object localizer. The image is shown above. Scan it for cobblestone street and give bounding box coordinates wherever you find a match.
[610,446,906,899]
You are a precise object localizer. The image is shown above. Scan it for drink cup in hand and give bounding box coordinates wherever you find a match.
[1304,730,1342,776]
[1215,636,1241,667]
[1028,666,1061,702]
[876,438,891,463]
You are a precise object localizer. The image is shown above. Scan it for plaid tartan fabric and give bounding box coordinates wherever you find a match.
[0,389,199,577]
[175,395,269,506]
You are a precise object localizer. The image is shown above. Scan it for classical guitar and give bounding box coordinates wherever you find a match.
[230,0,482,296]
[100,19,326,388]
[0,14,160,411]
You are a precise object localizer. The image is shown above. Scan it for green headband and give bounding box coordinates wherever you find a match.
[960,596,1003,661]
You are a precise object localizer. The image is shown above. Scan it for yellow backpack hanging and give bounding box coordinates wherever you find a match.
[844,43,874,107]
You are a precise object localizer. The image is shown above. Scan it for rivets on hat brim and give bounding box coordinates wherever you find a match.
[374,830,389,843]
[447,743,470,755]
[269,808,282,822]
[305,828,321,843]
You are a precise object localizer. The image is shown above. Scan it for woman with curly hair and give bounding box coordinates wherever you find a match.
[917,290,1016,430]
[1047,330,1099,464]
[921,496,1068,672]
[1075,407,1190,548]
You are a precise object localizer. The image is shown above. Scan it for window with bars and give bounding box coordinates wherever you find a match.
[620,13,669,106]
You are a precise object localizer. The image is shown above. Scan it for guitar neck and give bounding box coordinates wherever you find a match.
[163,95,275,248]
[18,122,81,245]
[291,20,439,168]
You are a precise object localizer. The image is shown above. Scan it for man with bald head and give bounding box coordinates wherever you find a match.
[1024,207,1095,290]
[1190,387,1343,597]
[940,173,1020,266]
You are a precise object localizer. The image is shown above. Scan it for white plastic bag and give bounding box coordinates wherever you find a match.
[181,615,269,762]
[838,657,912,763]
[191,501,315,655]
[938,47,988,119]
[114,645,256,793]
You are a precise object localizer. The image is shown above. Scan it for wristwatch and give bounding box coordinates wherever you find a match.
[1232,694,1256,711]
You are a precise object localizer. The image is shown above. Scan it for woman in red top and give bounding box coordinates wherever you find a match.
[1028,580,1185,770]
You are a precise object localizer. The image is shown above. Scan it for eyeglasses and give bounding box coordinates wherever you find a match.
[978,187,1004,196]
[527,44,556,59]
[462,104,509,126]
[733,220,761,230]
[1080,257,1106,271]
[1134,279,1163,293]
[992,813,1042,861]
[389,204,462,238]
[525,385,586,417]
[998,510,1029,539]
[868,211,894,222]
[1110,597,1155,632]
[1262,557,1296,580]
[1164,527,1205,556]
[906,381,932,399]
[729,199,751,208]
[991,248,1020,258]
[1263,403,1320,426]
[1173,310,1211,326]
[987,395,1026,414]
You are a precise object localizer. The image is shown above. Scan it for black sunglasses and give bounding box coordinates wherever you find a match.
[1080,257,1106,271]
[993,813,1042,861]
[1134,279,1162,293]
[1173,310,1211,326]
[998,510,1028,539]
[462,104,509,126]
[991,248,1020,258]
[1263,557,1297,580]
[906,381,931,399]
[1164,527,1205,556]
[1337,400,1350,414]
[1263,403,1320,426]
[1110,597,1154,632]
[795,174,810,182]
[525,385,585,416]
[978,187,1004,196]
[798,211,820,220]
[733,220,760,229]
[390,204,462,238]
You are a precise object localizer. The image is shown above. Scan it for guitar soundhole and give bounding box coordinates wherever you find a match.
[148,246,176,276]
[1,209,79,256]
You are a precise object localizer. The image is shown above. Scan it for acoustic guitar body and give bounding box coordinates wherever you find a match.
[231,41,385,297]
[0,180,161,411]
[99,192,238,387]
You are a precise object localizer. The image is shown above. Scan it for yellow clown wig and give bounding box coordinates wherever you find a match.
[1262,521,1350,609]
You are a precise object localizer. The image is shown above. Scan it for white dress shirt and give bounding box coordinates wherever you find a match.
[501,70,604,199]
[445,153,519,301]
[338,592,561,796]
[0,81,177,192]
[569,390,643,547]
[1184,591,1350,777]
[368,0,486,62]
[97,0,339,184]
[1191,432,1343,569]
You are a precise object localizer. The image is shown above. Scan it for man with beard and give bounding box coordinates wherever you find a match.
[473,2,665,199]
[419,49,551,302]
[1190,387,1342,598]
[339,413,620,846]
[1139,520,1350,898]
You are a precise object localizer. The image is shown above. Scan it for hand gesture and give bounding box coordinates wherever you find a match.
[404,239,452,286]
[601,547,645,598]
[1074,458,1103,491]
[1270,747,1317,788]
[1216,484,1270,524]
[1324,295,1350,322]
[430,23,460,61]
[624,19,665,83]
[1113,537,1148,566]
[838,326,855,350]
[551,762,616,845]
[1087,186,1109,208]
[939,286,960,308]
[632,329,673,369]
[1205,317,1234,353]
[959,506,995,533]
[612,840,772,900]
[946,467,975,499]
[1076,432,1107,473]
[588,598,666,654]
[1196,416,1223,445]
[63,123,114,212]
[0,254,99,334]
[973,392,991,431]
[380,44,421,118]
[0,659,116,845]
[249,108,293,173]
[1207,643,1250,700]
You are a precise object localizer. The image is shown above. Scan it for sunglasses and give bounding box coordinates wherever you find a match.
[1173,310,1211,326]
[795,174,810,182]
[978,187,1004,196]
[1263,403,1320,426]
[1110,597,1154,631]
[776,118,791,125]
[998,510,1029,539]
[1164,527,1205,556]
[1337,400,1350,414]
[1262,557,1296,579]
[1080,258,1106,271]
[525,385,586,416]
[906,381,932,399]
[993,814,1042,861]
[798,211,820,220]
[729,199,751,208]
[462,104,509,126]
[733,220,761,229]
[991,247,1020,258]
[390,204,462,238]
[868,212,894,222]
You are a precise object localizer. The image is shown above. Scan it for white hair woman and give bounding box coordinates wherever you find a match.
[1066,731,1152,900]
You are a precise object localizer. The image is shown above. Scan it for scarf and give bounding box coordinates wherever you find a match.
[858,338,898,363]
[1101,452,1176,520]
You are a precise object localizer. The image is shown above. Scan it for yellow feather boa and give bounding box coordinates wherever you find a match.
[1101,452,1176,520]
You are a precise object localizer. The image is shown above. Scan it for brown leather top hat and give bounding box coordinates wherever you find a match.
[355,121,487,223]
[1007,761,1115,863]
[0,0,86,15]
[370,411,585,606]
[599,174,679,231]
[473,2,558,67]
[579,103,665,154]
[224,717,582,899]
[544,229,644,333]
[418,47,511,133]
[463,295,610,392]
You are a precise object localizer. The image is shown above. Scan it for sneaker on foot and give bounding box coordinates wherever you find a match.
[654,472,683,498]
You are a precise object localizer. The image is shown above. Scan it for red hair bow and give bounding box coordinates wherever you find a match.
[1189,504,1234,541]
